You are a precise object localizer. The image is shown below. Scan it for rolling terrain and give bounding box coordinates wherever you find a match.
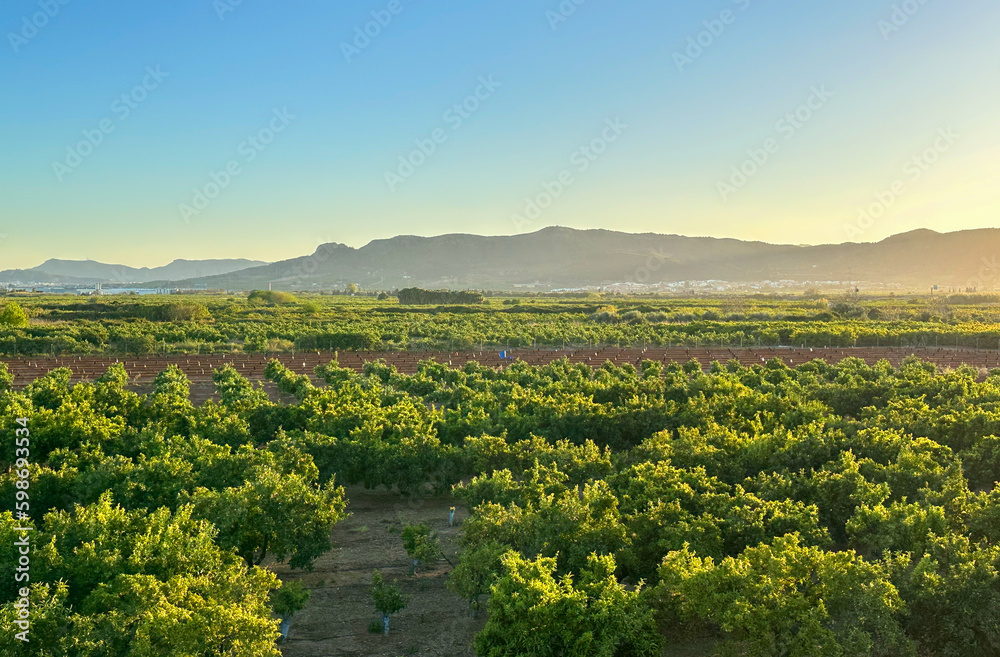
[150,227,1000,291]
[8,227,1000,291]
[0,258,268,285]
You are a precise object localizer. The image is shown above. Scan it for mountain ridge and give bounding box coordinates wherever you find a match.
[0,258,269,285]
[147,226,1000,292]
[4,227,997,291]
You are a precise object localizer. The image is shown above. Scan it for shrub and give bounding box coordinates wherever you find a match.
[0,302,29,327]
[248,290,299,305]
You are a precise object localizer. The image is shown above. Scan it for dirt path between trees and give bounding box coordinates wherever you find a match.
[271,488,483,657]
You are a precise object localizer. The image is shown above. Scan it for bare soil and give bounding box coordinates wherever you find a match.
[273,487,483,657]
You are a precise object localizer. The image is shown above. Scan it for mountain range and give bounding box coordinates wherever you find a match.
[3,227,998,291]
[0,259,268,286]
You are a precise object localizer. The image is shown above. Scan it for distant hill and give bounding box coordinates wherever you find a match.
[153,227,1000,292]
[0,258,268,285]
[7,227,999,291]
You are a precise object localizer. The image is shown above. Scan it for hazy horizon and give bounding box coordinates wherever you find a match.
[2,1,998,269]
[2,224,993,272]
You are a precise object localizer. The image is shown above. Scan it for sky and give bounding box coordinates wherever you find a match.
[1,0,998,269]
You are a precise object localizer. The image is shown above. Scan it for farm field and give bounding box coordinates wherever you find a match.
[6,292,1000,358]
[4,345,1000,382]
[3,293,1000,656]
[273,487,483,657]
[274,487,719,657]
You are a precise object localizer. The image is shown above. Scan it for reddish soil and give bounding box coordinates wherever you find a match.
[4,345,997,395]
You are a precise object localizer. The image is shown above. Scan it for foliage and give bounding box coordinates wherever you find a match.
[401,523,442,572]
[474,552,660,657]
[0,362,12,392]
[8,293,1000,356]
[658,535,915,657]
[398,288,484,305]
[447,540,507,616]
[248,290,299,305]
[370,570,407,634]
[4,320,1000,654]
[896,533,1000,657]
[0,360,351,655]
[189,465,347,569]
[270,580,311,620]
[0,500,282,656]
[0,301,29,327]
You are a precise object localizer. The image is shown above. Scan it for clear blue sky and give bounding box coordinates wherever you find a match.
[1,0,997,268]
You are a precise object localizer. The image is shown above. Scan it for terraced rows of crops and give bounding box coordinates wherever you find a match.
[3,346,999,386]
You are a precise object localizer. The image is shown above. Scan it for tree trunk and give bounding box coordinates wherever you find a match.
[382,614,390,635]
[253,539,270,566]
